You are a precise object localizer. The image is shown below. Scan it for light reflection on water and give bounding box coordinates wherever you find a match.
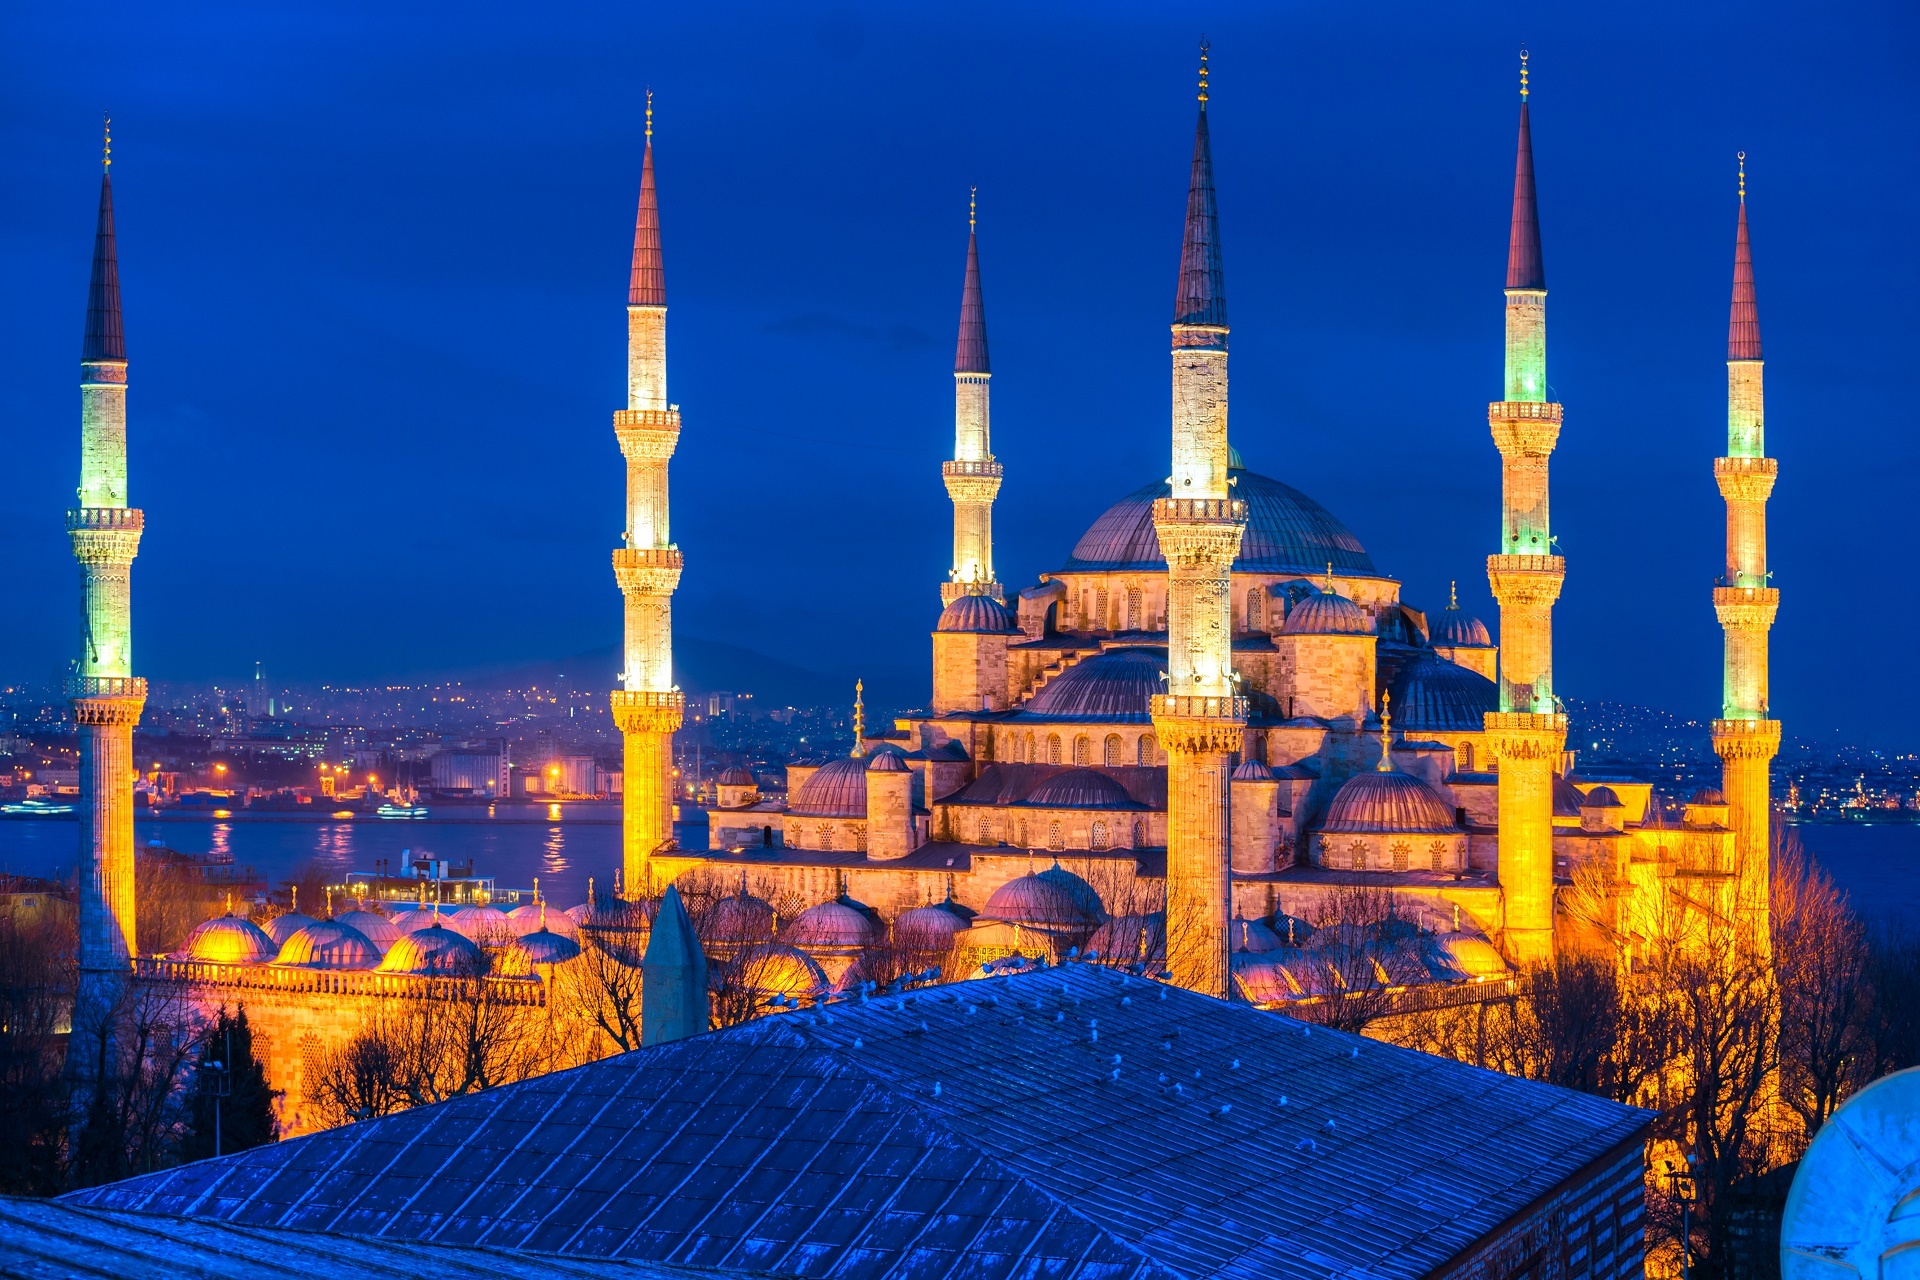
[543,825,569,879]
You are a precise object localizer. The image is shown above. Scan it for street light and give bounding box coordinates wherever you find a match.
[1664,1154,1698,1280]
[197,1027,233,1157]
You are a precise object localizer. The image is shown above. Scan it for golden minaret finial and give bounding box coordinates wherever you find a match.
[850,679,865,756]
[291,884,298,914]
[969,186,977,233]
[645,88,653,144]
[1519,47,1530,100]
[1324,562,1335,593]
[1450,579,1459,609]
[1198,38,1211,105]
[1378,691,1394,771]
[1738,151,1746,202]
[102,114,111,172]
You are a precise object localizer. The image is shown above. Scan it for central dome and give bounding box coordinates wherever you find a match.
[1062,467,1375,575]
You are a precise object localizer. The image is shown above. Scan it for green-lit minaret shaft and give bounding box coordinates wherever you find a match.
[68,144,148,1096]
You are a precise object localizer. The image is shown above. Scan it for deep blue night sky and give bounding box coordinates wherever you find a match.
[1,3,1914,744]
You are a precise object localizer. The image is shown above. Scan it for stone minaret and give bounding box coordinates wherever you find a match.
[941,190,1002,606]
[611,94,684,898]
[1150,45,1246,998]
[1712,155,1779,950]
[1483,52,1566,968]
[68,129,147,1087]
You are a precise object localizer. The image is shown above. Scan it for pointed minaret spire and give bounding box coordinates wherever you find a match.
[1174,40,1226,327]
[1729,153,1761,360]
[83,117,124,363]
[1506,49,1545,292]
[955,188,989,374]
[629,90,665,307]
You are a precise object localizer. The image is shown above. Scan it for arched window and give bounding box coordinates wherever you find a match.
[1025,732,1036,763]
[1047,734,1062,764]
[1138,734,1157,766]
[1456,742,1474,772]
[762,824,774,846]
[1081,590,1093,629]
[1103,734,1124,766]
[818,824,834,851]
[1047,819,1064,851]
[1016,818,1028,846]
[1073,735,1090,766]
[1090,820,1109,850]
[1390,841,1410,872]
[1348,841,1367,870]
[1095,587,1109,630]
[1247,589,1264,633]
[1252,733,1268,764]
[1126,587,1142,630]
[978,815,994,844]
[1429,840,1448,871]
[855,826,868,853]
[1131,821,1144,847]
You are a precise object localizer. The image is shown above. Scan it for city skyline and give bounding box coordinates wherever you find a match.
[2,2,1914,745]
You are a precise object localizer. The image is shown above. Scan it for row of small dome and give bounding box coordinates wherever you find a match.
[177,900,590,975]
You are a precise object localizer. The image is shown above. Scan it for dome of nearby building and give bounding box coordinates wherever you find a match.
[784,896,882,950]
[1430,606,1493,648]
[1020,649,1167,722]
[376,925,486,976]
[983,864,1103,929]
[706,890,777,943]
[1062,468,1375,575]
[1582,786,1625,808]
[496,928,583,975]
[893,898,976,943]
[333,909,402,954]
[1231,760,1275,781]
[1322,771,1458,834]
[273,920,380,970]
[388,906,448,934]
[181,915,278,965]
[444,904,515,943]
[1231,915,1283,954]
[936,594,1018,634]
[1022,768,1139,810]
[1086,912,1165,963]
[1386,650,1499,733]
[1037,862,1105,922]
[866,752,909,774]
[1281,590,1371,637]
[263,912,318,946]
[506,902,580,939]
[1690,787,1727,806]
[716,767,755,786]
[1439,933,1509,978]
[733,942,828,1000]
[788,757,870,818]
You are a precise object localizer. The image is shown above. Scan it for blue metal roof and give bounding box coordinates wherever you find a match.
[1061,469,1376,576]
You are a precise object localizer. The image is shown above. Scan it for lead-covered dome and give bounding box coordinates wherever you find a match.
[1386,649,1498,733]
[789,757,869,818]
[894,897,976,943]
[937,594,1018,633]
[705,890,776,943]
[1322,770,1458,833]
[785,895,882,950]
[263,912,318,946]
[376,924,486,975]
[334,909,402,954]
[1020,649,1166,722]
[181,915,277,965]
[444,903,515,943]
[1022,768,1140,810]
[273,920,380,970]
[1430,604,1493,648]
[1063,468,1375,575]
[506,902,580,939]
[1281,589,1371,636]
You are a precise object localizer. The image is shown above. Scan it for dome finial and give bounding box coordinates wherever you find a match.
[325,884,333,919]
[645,87,653,144]
[102,113,111,172]
[1737,150,1746,203]
[1519,46,1529,100]
[1325,562,1334,593]
[1378,691,1394,772]
[850,679,865,756]
[1198,37,1210,106]
[1449,580,1459,609]
[969,186,976,233]
[291,884,298,914]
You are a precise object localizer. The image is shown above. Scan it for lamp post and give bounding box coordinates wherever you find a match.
[198,1026,233,1158]
[1664,1154,1698,1280]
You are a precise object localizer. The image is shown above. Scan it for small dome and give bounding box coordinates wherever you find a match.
[263,912,318,946]
[1583,786,1625,809]
[1022,768,1138,810]
[866,752,909,774]
[444,904,516,943]
[785,896,882,950]
[1037,863,1106,922]
[1322,771,1458,834]
[788,757,869,818]
[894,898,975,943]
[937,594,1018,634]
[1086,912,1165,963]
[1387,650,1499,733]
[1021,649,1167,722]
[376,925,486,975]
[506,902,580,939]
[274,920,380,970]
[1690,787,1728,806]
[181,915,277,965]
[983,865,1102,929]
[704,890,776,943]
[1232,759,1275,782]
[1231,916,1284,954]
[499,929,582,973]
[731,942,828,1000]
[388,906,449,934]
[1440,933,1509,978]
[1430,605,1493,648]
[1282,590,1371,636]
[334,909,402,954]
[716,767,755,786]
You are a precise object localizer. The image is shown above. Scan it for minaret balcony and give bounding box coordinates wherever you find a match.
[1488,401,1563,457]
[614,409,681,461]
[942,459,1003,505]
[611,688,686,734]
[1712,586,1778,631]
[1710,717,1781,759]
[67,676,147,725]
[68,508,144,565]
[66,507,143,531]
[1714,456,1778,503]
[1485,554,1565,606]
[613,547,683,595]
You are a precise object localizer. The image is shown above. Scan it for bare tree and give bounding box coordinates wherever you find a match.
[1771,829,1873,1143]
[1295,883,1431,1033]
[0,902,76,1194]
[70,981,202,1186]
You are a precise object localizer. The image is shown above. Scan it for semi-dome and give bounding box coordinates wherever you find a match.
[1431,604,1493,648]
[1322,770,1458,834]
[1386,650,1499,733]
[1281,590,1371,636]
[444,903,515,943]
[376,924,486,975]
[1022,768,1139,810]
[788,756,869,818]
[894,898,976,943]
[333,909,402,954]
[785,895,882,950]
[263,912,318,946]
[273,920,380,970]
[705,890,776,943]
[866,752,908,774]
[1020,648,1167,722]
[1063,467,1375,575]
[181,915,277,965]
[937,593,1018,633]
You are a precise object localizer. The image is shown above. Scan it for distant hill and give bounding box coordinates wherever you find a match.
[472,636,841,708]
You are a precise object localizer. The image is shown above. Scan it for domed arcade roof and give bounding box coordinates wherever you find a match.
[263,912,318,947]
[445,904,515,943]
[1062,467,1376,576]
[506,902,580,939]
[499,929,582,972]
[273,920,380,970]
[1386,650,1498,733]
[334,909,402,954]
[894,898,976,942]
[789,756,870,818]
[706,890,777,943]
[982,871,1098,929]
[377,925,486,976]
[181,915,278,966]
[785,896,883,950]
[1019,649,1167,723]
[937,594,1018,634]
[1322,771,1458,834]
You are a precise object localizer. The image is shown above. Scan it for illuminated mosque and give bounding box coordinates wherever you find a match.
[58,51,1781,1134]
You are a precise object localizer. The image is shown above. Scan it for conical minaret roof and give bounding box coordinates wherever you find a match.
[1505,91,1545,291]
[83,171,124,361]
[955,207,989,374]
[629,118,665,306]
[1174,81,1226,327]
[1728,179,1761,360]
